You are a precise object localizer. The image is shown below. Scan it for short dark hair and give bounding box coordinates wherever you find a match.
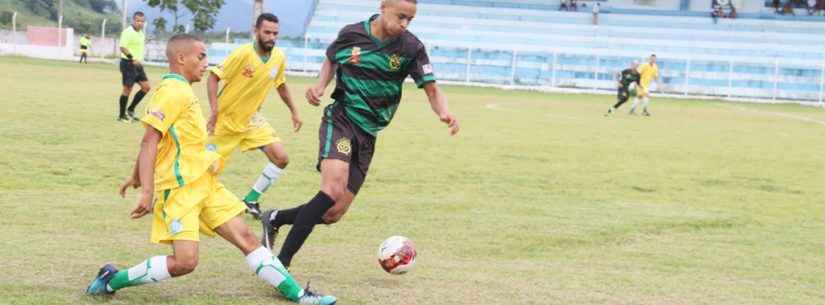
[255,13,279,28]
[166,33,202,59]
[133,11,144,18]
[650,54,657,57]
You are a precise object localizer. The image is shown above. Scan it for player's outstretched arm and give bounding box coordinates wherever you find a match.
[306,58,337,106]
[423,82,459,136]
[206,72,221,134]
[130,126,161,219]
[277,83,302,132]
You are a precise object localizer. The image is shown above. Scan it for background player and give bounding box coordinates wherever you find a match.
[629,54,660,116]
[606,60,640,115]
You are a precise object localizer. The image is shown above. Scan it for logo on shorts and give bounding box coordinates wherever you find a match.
[243,64,255,78]
[336,137,352,156]
[350,47,361,64]
[150,110,165,120]
[388,54,401,71]
[170,219,183,235]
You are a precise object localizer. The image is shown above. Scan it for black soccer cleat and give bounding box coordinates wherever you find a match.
[260,209,280,250]
[244,200,262,219]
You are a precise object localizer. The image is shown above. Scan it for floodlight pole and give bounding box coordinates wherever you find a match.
[101,19,108,59]
[58,0,64,47]
[122,0,128,29]
[252,0,263,40]
[12,11,17,53]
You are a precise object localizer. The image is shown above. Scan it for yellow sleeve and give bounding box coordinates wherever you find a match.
[118,30,129,48]
[210,47,245,80]
[140,88,185,135]
[274,51,287,88]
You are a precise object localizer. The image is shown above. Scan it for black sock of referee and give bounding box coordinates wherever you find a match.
[127,90,147,113]
[277,191,334,268]
[118,95,128,118]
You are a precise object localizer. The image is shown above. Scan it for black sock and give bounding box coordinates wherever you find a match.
[118,95,128,118]
[613,99,627,109]
[272,205,303,227]
[277,191,334,267]
[128,90,147,112]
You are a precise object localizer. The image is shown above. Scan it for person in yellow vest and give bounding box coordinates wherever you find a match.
[630,54,660,116]
[79,34,91,64]
[118,11,151,122]
[206,13,301,219]
[85,33,336,305]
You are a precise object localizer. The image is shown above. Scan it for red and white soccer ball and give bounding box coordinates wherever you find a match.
[377,236,416,274]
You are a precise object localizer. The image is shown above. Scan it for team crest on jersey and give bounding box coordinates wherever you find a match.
[350,47,361,64]
[336,137,352,156]
[243,65,255,78]
[388,54,401,71]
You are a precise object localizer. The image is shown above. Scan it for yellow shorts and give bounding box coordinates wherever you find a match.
[150,172,247,244]
[208,114,281,172]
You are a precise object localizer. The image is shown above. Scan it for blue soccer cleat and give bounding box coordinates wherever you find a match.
[85,264,118,295]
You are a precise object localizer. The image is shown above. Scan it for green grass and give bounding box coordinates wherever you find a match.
[1,56,824,305]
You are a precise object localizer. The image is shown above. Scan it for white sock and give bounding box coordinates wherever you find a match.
[252,163,284,194]
[245,247,303,301]
[106,255,171,292]
[629,98,640,111]
[642,97,650,111]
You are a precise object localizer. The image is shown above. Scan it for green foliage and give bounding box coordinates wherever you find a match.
[144,0,224,33]
[152,16,167,34]
[24,0,57,21]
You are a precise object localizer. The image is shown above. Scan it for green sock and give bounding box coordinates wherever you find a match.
[244,189,262,203]
[107,256,171,292]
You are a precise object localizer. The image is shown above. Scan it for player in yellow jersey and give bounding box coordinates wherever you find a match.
[85,34,336,305]
[629,54,660,116]
[206,13,301,219]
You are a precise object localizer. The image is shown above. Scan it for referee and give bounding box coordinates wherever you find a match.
[117,11,150,122]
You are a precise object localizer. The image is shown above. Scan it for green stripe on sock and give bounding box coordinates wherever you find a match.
[244,190,262,203]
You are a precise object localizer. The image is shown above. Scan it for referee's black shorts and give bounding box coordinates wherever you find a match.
[119,59,148,87]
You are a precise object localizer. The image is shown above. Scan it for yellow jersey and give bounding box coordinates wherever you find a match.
[140,73,221,191]
[210,43,287,134]
[638,62,659,87]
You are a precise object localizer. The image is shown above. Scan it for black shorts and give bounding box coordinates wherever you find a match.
[617,86,630,103]
[317,103,376,195]
[119,59,148,87]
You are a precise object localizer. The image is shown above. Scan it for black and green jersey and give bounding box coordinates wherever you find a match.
[326,14,436,136]
[619,68,641,88]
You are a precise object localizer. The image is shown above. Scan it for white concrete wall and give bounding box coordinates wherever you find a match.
[608,0,681,10]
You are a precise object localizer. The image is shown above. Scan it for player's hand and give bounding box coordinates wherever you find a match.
[305,85,324,106]
[440,112,459,136]
[207,112,218,135]
[118,176,140,198]
[132,59,142,66]
[291,113,303,132]
[130,191,154,219]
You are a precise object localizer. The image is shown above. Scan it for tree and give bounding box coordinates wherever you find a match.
[25,0,58,21]
[152,16,167,34]
[183,0,224,33]
[144,0,224,33]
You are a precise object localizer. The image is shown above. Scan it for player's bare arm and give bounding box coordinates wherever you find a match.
[423,82,459,135]
[129,126,161,219]
[276,83,302,132]
[306,58,337,106]
[206,72,221,134]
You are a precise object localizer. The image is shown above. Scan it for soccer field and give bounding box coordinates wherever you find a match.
[1,56,824,305]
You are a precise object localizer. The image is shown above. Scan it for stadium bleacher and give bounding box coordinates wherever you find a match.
[209,0,825,101]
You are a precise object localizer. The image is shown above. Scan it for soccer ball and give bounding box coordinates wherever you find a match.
[377,236,416,274]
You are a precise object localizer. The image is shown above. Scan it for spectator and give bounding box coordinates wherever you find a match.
[782,1,796,15]
[726,3,737,19]
[571,0,579,11]
[559,0,569,11]
[772,0,782,13]
[711,3,723,23]
[592,2,600,25]
[807,0,817,15]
